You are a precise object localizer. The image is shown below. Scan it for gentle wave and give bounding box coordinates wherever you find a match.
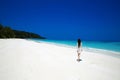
[30,39,120,53]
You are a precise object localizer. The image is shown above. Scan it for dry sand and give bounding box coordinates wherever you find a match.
[0,39,120,80]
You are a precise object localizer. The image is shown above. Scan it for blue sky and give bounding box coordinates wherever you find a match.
[0,0,120,41]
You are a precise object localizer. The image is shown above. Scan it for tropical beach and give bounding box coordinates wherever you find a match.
[0,39,120,80]
[0,0,120,80]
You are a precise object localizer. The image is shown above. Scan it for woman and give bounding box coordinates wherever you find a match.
[77,38,82,62]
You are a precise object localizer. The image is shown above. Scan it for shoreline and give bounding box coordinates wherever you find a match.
[83,47,120,58]
[31,39,120,58]
[30,39,120,53]
[0,39,120,80]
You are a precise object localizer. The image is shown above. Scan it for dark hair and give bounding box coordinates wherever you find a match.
[77,38,81,48]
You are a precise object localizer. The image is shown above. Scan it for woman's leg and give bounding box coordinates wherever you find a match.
[78,53,80,59]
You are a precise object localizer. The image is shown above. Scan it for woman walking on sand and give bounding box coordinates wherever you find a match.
[77,38,82,62]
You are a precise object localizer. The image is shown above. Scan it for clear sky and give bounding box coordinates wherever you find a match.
[0,0,120,41]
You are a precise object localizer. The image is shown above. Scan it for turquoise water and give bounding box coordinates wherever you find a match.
[31,39,120,52]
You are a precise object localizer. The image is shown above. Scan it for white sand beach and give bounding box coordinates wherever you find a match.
[0,39,120,80]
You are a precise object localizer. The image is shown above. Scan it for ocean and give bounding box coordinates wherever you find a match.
[31,39,120,53]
